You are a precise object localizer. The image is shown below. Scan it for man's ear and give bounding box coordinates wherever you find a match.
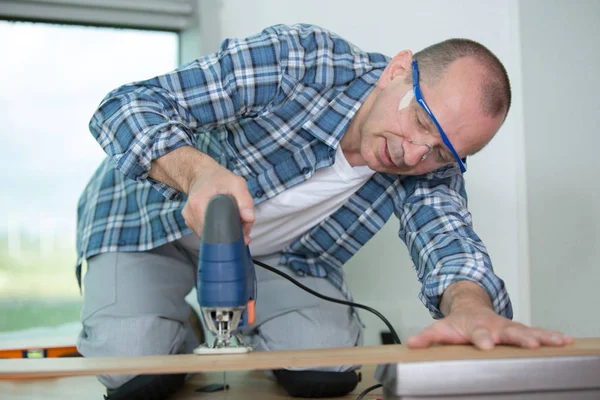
[377,50,413,90]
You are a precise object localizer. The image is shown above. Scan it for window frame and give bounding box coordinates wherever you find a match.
[0,0,197,32]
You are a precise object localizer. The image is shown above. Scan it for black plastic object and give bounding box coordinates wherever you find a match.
[201,194,242,244]
[195,383,230,392]
[103,373,186,400]
[380,330,399,345]
[272,369,361,398]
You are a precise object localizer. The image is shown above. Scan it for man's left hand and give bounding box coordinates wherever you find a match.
[406,281,574,350]
[406,307,573,350]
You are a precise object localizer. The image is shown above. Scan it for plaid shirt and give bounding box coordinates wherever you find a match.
[77,23,513,319]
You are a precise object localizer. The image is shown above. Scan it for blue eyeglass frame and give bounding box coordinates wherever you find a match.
[412,59,467,173]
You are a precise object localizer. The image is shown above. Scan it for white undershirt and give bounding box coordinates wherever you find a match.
[249,146,375,257]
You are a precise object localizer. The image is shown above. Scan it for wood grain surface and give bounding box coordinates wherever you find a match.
[2,338,599,380]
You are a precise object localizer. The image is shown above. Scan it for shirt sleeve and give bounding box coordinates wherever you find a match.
[395,167,514,319]
[88,23,377,200]
[87,27,289,200]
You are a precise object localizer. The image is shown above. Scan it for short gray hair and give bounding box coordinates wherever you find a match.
[410,38,511,119]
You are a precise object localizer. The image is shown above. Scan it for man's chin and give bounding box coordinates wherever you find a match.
[366,149,419,175]
[378,164,428,176]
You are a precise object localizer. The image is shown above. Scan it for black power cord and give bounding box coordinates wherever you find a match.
[356,383,383,400]
[252,259,401,344]
[251,258,398,400]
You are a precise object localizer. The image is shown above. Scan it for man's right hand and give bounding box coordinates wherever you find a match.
[149,146,255,244]
[182,163,255,245]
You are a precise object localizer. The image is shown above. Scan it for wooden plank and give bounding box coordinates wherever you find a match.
[1,338,599,380]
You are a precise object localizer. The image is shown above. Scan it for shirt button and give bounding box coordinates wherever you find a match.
[255,190,263,197]
[302,167,311,175]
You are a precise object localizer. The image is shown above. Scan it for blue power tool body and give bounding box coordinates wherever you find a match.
[194,194,256,353]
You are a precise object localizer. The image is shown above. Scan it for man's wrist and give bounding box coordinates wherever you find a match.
[439,280,494,316]
[149,146,215,194]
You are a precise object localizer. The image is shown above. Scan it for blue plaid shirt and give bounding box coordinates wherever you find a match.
[77,23,512,319]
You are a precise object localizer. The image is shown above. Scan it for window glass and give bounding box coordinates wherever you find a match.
[0,20,178,333]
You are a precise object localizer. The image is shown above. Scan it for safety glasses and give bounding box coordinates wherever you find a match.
[412,59,467,173]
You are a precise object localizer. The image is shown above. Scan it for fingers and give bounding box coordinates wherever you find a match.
[470,327,495,350]
[241,223,253,245]
[491,324,574,349]
[527,328,573,347]
[406,312,575,352]
[241,209,255,245]
[182,175,256,244]
[499,325,545,349]
[406,322,468,349]
[406,328,436,349]
[231,176,255,244]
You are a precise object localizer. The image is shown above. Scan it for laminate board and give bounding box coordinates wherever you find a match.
[1,338,599,380]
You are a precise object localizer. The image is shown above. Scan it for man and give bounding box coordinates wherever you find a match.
[75,23,572,399]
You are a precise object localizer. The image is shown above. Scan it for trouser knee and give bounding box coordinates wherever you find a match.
[248,307,363,373]
[77,314,195,389]
[77,248,200,390]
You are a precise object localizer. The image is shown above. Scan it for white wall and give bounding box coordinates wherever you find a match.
[182,0,528,345]
[519,0,600,337]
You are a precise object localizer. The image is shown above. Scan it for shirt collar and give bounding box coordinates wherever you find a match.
[301,68,384,150]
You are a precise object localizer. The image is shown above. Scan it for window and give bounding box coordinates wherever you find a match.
[0,20,179,332]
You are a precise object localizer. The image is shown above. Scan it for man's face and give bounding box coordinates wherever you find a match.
[358,55,504,176]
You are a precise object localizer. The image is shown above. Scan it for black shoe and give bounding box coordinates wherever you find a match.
[272,369,361,398]
[104,373,186,400]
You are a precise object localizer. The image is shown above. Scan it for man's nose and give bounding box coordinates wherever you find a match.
[403,140,433,166]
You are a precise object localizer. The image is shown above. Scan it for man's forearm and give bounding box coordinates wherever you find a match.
[149,146,216,194]
[439,280,494,316]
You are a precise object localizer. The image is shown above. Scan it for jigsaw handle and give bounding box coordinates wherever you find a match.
[197,194,256,327]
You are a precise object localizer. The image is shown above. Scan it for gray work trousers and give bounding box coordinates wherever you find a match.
[76,234,363,389]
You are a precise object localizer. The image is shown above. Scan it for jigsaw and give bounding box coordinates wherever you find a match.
[191,194,361,398]
[193,194,256,355]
